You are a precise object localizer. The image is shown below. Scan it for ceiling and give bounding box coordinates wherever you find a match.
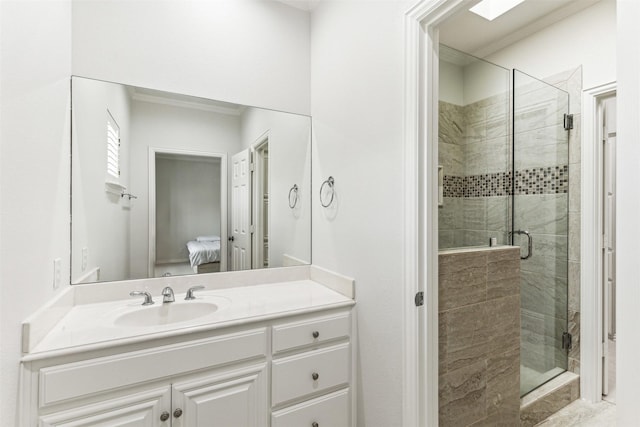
[274,0,320,12]
[131,87,245,116]
[439,0,601,58]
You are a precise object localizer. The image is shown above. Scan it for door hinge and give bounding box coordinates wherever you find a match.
[250,162,255,172]
[562,331,573,351]
[250,225,255,234]
[564,114,574,131]
[414,291,424,307]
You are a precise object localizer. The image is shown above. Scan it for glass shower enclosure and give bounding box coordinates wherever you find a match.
[437,45,571,398]
[513,70,570,396]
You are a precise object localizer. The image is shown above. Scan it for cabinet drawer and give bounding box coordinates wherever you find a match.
[271,388,350,427]
[271,343,349,406]
[272,312,350,354]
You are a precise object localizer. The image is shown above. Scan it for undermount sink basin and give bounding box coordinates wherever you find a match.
[115,302,219,328]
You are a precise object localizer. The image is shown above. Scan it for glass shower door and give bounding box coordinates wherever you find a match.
[512,69,570,397]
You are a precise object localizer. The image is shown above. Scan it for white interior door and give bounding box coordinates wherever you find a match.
[231,149,251,271]
[602,98,617,396]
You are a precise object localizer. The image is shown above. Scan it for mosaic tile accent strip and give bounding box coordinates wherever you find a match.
[443,175,464,198]
[514,166,568,195]
[444,165,569,198]
[464,172,511,197]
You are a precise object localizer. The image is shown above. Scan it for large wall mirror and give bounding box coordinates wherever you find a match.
[71,76,311,284]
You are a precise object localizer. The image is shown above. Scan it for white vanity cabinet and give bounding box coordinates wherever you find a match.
[38,363,269,427]
[21,307,354,427]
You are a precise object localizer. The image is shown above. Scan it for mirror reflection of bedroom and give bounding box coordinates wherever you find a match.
[71,76,311,284]
[153,152,224,277]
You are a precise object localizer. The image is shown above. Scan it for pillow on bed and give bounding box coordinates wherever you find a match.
[196,235,220,242]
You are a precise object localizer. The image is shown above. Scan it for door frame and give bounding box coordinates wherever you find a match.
[581,82,616,402]
[403,0,616,421]
[148,147,228,277]
[402,0,477,425]
[250,131,270,269]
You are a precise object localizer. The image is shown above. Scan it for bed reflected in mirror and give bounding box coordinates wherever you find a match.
[71,76,311,284]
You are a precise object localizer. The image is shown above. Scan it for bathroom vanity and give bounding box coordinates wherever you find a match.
[19,266,355,427]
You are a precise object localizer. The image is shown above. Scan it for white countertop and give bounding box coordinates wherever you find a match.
[23,268,355,361]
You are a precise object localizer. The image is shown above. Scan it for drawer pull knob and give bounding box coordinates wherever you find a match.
[312,423,319,427]
[160,411,170,422]
[312,372,319,380]
[173,408,183,418]
[312,331,320,339]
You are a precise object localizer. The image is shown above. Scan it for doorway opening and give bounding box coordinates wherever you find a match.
[149,148,228,277]
[403,0,604,425]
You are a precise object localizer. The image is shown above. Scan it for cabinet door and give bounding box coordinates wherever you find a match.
[172,363,267,427]
[39,387,170,427]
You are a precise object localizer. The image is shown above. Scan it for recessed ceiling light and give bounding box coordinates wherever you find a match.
[469,0,526,21]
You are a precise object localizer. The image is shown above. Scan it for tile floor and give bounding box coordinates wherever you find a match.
[535,399,616,426]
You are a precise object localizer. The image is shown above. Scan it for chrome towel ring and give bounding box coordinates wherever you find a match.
[288,184,299,209]
[320,176,335,208]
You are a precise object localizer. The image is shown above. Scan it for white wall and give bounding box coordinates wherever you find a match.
[486,0,616,91]
[440,57,510,106]
[239,107,312,267]
[72,0,311,115]
[462,59,510,105]
[72,78,132,282]
[155,157,222,263]
[439,60,464,105]
[310,1,410,425]
[0,1,72,425]
[615,1,640,424]
[129,100,241,278]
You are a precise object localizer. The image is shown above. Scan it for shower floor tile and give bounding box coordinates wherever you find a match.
[521,365,565,397]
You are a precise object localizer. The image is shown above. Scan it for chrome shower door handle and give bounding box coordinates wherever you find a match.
[510,229,533,260]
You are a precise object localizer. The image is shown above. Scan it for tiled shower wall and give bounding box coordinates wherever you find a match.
[438,93,510,250]
[438,247,521,426]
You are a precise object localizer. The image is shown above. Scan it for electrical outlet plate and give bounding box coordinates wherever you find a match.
[54,258,61,290]
[82,247,88,271]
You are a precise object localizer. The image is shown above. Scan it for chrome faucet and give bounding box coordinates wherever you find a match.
[161,286,175,303]
[185,285,205,300]
[130,291,154,306]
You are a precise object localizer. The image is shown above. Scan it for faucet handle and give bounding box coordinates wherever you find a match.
[130,291,154,306]
[185,285,205,300]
